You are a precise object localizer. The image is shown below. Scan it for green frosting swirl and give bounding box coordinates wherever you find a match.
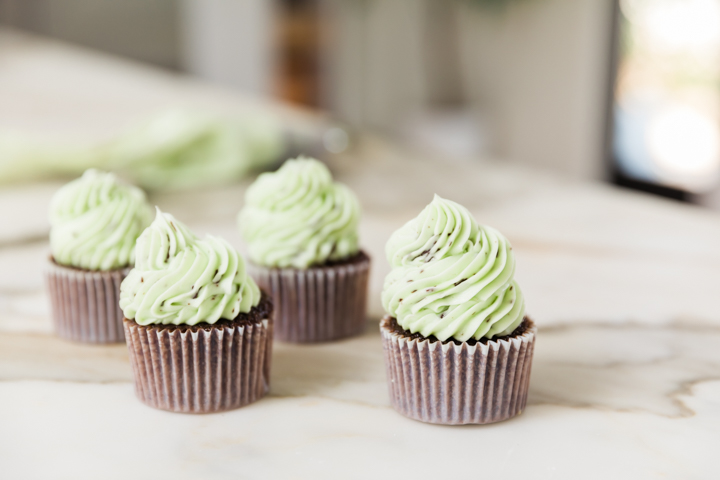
[119,209,261,325]
[238,157,360,268]
[49,169,152,271]
[382,195,525,342]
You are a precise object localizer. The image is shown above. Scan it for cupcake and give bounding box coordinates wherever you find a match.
[380,195,536,425]
[238,156,370,343]
[120,209,273,413]
[46,169,152,343]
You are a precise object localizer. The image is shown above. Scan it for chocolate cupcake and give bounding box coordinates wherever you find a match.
[238,157,370,343]
[45,169,152,343]
[380,195,536,425]
[120,209,272,413]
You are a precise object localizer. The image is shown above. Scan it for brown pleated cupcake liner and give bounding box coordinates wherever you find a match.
[248,252,370,343]
[124,317,273,413]
[380,316,536,425]
[45,259,129,343]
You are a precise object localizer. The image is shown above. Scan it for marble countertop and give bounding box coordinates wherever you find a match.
[2,30,719,479]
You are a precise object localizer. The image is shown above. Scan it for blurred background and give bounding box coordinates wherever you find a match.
[1,0,720,207]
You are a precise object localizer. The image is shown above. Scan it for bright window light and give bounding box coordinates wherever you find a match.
[647,105,720,177]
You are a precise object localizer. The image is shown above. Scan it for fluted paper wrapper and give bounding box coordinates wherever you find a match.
[248,252,370,343]
[45,259,128,343]
[380,316,536,425]
[124,318,273,413]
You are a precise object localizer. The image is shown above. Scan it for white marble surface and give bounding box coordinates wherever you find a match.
[1,29,720,480]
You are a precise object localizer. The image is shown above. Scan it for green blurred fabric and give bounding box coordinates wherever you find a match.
[0,110,285,191]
